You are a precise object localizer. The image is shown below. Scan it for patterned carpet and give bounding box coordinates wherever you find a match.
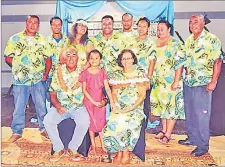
[2,138,217,166]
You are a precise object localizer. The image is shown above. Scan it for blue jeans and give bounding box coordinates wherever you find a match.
[184,85,212,151]
[43,106,90,152]
[12,81,47,135]
[45,78,52,102]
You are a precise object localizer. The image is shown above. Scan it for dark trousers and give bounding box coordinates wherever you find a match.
[184,85,212,151]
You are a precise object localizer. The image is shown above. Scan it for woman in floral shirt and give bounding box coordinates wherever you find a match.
[150,20,186,144]
[103,49,149,165]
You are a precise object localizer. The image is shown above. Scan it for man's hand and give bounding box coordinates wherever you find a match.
[171,81,180,91]
[206,81,217,92]
[42,73,48,81]
[57,106,67,115]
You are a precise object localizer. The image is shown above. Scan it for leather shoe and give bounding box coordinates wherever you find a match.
[8,134,22,143]
[178,138,195,146]
[191,148,208,157]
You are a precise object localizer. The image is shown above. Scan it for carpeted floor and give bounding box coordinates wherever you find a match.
[1,128,218,166]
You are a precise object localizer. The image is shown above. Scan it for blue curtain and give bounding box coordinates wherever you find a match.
[56,1,106,36]
[115,1,174,25]
[56,0,174,35]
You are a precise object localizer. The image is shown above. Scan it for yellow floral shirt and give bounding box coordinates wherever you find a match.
[87,32,122,80]
[185,30,222,87]
[47,34,68,78]
[4,31,52,85]
[50,64,83,110]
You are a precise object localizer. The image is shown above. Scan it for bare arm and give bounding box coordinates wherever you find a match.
[147,60,156,79]
[5,56,13,67]
[50,91,66,114]
[123,83,147,113]
[42,57,52,81]
[171,66,183,91]
[206,58,222,91]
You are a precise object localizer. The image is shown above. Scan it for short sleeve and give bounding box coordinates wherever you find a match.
[49,72,60,92]
[43,38,53,58]
[102,69,108,80]
[4,36,16,58]
[79,70,87,83]
[210,36,222,61]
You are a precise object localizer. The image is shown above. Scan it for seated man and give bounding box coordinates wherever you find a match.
[43,48,90,162]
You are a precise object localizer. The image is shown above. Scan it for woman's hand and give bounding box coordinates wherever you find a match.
[171,81,180,91]
[122,106,132,113]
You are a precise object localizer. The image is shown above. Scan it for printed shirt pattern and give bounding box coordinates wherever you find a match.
[185,30,222,87]
[151,38,186,120]
[47,34,68,78]
[4,31,52,85]
[50,64,83,110]
[88,32,122,80]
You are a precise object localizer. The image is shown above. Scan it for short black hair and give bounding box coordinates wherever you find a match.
[26,15,40,24]
[158,20,173,34]
[122,13,133,19]
[87,49,103,60]
[101,15,114,23]
[136,17,150,27]
[50,16,62,25]
[117,49,137,67]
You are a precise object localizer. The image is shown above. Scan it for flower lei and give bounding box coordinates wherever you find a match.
[57,64,80,92]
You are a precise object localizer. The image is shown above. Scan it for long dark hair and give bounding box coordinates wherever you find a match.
[69,19,89,45]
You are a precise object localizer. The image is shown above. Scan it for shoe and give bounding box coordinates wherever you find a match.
[49,150,65,162]
[67,149,83,161]
[8,134,22,143]
[40,130,50,140]
[157,135,171,144]
[191,147,208,157]
[154,131,165,139]
[178,138,195,146]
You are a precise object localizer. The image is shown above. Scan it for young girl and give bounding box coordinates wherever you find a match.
[79,49,115,155]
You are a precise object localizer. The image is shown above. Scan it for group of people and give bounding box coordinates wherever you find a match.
[4,12,222,165]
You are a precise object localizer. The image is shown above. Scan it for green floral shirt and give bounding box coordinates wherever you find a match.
[50,64,83,110]
[87,32,122,79]
[185,30,222,87]
[129,37,156,74]
[46,34,68,78]
[4,31,52,85]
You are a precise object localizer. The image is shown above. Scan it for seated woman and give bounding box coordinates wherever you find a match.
[103,49,149,165]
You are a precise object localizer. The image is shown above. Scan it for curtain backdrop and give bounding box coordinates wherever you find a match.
[56,0,174,35]
[56,1,106,35]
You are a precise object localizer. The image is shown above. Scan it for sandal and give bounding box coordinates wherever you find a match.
[157,135,171,144]
[154,131,165,139]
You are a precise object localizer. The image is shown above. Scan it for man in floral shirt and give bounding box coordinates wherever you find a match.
[43,48,90,162]
[4,15,52,143]
[87,15,122,80]
[178,14,222,157]
[46,16,68,103]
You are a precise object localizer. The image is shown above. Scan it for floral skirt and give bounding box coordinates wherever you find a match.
[103,108,145,153]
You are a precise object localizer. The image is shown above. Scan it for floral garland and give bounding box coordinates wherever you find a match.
[57,64,80,92]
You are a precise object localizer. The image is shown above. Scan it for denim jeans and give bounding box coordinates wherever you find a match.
[12,81,47,135]
[45,78,52,102]
[43,106,90,152]
[184,85,212,151]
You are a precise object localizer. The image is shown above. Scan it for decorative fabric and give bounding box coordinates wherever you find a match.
[185,30,222,87]
[4,31,52,85]
[151,38,186,120]
[50,64,83,110]
[103,67,149,153]
[46,34,68,78]
[129,37,156,74]
[87,32,122,80]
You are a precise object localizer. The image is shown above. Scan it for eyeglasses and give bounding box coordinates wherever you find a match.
[121,57,133,61]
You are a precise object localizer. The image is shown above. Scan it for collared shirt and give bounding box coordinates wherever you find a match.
[46,34,68,78]
[4,31,52,85]
[50,64,83,110]
[87,32,122,80]
[185,30,222,87]
[129,37,156,74]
